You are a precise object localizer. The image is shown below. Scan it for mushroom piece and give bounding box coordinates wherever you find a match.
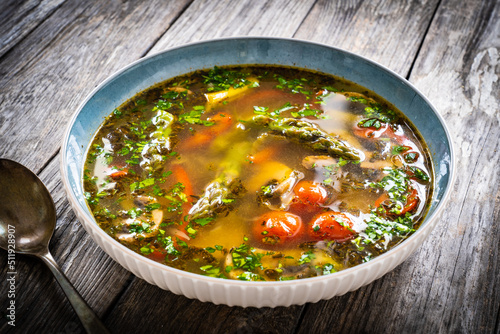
[164,86,193,95]
[301,155,344,192]
[256,170,304,210]
[116,196,164,242]
[301,155,337,170]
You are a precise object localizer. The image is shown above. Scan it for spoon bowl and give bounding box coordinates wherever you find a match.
[0,159,56,255]
[0,159,109,334]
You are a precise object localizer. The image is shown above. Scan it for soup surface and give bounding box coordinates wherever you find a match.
[84,65,433,281]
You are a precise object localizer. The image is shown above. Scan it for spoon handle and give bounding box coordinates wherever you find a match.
[38,251,110,334]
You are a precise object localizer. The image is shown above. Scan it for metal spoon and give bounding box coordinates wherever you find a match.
[0,159,109,334]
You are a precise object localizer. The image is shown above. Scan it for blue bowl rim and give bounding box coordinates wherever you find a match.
[60,36,455,286]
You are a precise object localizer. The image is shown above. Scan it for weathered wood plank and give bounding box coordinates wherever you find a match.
[103,1,443,333]
[0,0,66,58]
[0,0,192,174]
[2,0,495,333]
[0,0,192,332]
[397,0,500,331]
[106,281,303,334]
[294,0,440,76]
[296,0,500,333]
[149,0,317,53]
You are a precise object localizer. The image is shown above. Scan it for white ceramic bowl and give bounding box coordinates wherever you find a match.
[61,37,454,307]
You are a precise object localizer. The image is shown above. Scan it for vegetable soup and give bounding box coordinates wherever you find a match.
[83,65,433,281]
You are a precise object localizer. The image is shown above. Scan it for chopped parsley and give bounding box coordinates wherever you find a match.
[128,222,152,234]
[392,145,410,155]
[192,217,214,226]
[358,118,383,129]
[200,265,226,278]
[370,168,411,211]
[179,106,215,126]
[140,244,154,255]
[145,203,161,212]
[357,212,415,248]
[253,102,296,117]
[203,66,252,91]
[406,166,430,182]
[274,75,313,95]
[157,235,180,255]
[291,104,326,119]
[404,152,419,163]
[298,251,316,265]
[231,243,266,272]
[130,178,155,192]
[237,271,264,281]
[318,263,336,275]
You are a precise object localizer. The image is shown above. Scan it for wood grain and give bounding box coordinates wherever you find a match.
[0,0,191,174]
[0,0,66,58]
[0,0,192,332]
[0,0,498,333]
[103,1,446,333]
[401,0,500,332]
[297,0,500,333]
[294,0,440,76]
[105,282,304,334]
[150,0,317,52]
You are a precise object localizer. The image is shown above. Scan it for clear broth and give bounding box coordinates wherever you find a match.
[83,65,433,281]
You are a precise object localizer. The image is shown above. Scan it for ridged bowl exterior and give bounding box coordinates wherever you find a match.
[61,37,454,307]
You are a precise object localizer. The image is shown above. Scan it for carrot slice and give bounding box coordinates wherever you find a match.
[247,145,279,164]
[108,168,128,179]
[172,164,193,200]
[182,112,233,148]
[374,193,389,208]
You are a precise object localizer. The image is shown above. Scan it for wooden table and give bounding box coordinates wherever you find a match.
[1,0,498,333]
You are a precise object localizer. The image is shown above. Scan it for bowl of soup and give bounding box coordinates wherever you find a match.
[61,37,454,307]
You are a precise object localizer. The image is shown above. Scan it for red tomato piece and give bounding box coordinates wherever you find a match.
[401,188,419,214]
[253,211,303,246]
[147,250,166,262]
[309,211,355,242]
[375,188,419,216]
[294,180,329,206]
[353,123,408,145]
[289,181,331,215]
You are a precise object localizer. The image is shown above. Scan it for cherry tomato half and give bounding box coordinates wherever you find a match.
[401,188,419,215]
[253,211,303,246]
[353,123,408,145]
[309,211,355,242]
[294,180,329,206]
[375,188,419,216]
[290,180,331,215]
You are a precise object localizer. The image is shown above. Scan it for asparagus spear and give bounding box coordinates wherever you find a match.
[251,115,361,161]
[187,141,250,221]
[141,110,176,173]
[151,110,175,143]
